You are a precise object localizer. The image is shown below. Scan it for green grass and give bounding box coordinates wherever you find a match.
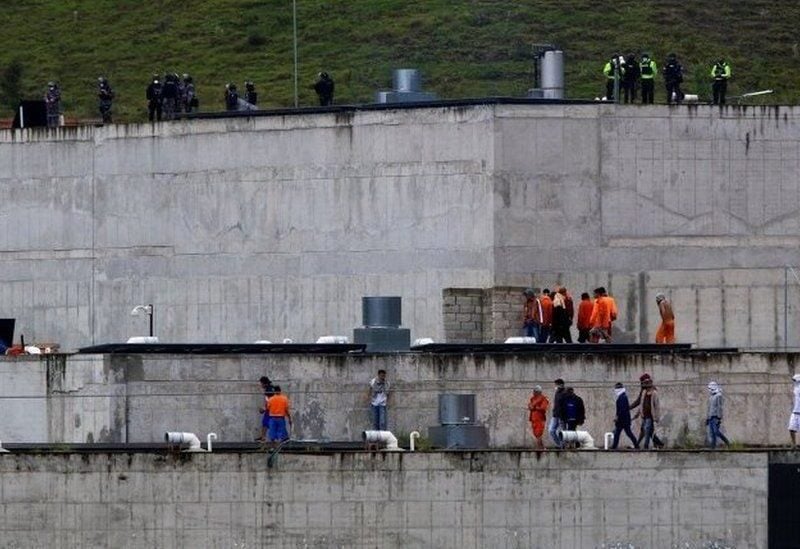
[1,0,798,122]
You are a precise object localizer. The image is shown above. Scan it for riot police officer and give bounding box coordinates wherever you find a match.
[602,54,624,101]
[44,81,61,128]
[313,72,335,106]
[639,53,657,104]
[663,53,684,104]
[162,73,179,120]
[244,81,257,106]
[182,74,197,113]
[710,58,732,105]
[146,74,163,122]
[225,83,239,111]
[98,77,114,124]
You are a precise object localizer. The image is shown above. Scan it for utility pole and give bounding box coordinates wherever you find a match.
[293,0,299,107]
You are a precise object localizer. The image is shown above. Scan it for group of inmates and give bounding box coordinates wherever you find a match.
[522,287,676,345]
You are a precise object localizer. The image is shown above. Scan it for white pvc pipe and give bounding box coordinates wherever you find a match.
[362,430,403,451]
[164,431,204,452]
[409,431,420,452]
[604,432,614,450]
[206,433,217,452]
[504,337,536,344]
[560,430,597,450]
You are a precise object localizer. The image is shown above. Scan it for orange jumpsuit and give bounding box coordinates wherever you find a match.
[528,394,549,438]
[656,320,675,343]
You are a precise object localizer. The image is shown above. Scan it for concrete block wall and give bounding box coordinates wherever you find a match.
[4,351,797,448]
[0,451,769,548]
[442,288,486,343]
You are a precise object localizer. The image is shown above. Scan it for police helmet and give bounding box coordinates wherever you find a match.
[320,72,329,79]
[47,81,56,87]
[667,52,676,59]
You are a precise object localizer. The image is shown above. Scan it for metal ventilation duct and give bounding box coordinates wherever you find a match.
[376,69,437,104]
[429,393,489,449]
[528,45,565,99]
[362,296,402,328]
[353,296,411,352]
[439,394,477,425]
[393,69,422,93]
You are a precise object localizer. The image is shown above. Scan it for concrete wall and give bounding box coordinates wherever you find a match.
[0,450,768,548]
[493,104,800,346]
[1,103,800,349]
[0,109,496,350]
[3,351,797,448]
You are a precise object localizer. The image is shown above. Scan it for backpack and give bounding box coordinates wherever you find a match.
[564,399,577,420]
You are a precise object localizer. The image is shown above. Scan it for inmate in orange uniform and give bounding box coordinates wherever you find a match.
[589,292,613,342]
[528,392,549,444]
[655,294,676,344]
[576,294,594,343]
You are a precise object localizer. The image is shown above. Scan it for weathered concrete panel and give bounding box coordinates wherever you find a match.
[0,451,769,548]
[3,351,797,448]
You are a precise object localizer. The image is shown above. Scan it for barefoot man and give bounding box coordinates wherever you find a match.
[655,293,676,344]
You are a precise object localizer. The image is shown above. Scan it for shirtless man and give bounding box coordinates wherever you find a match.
[655,293,676,344]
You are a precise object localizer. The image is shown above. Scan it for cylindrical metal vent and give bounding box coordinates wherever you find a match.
[438,394,477,425]
[362,296,402,328]
[393,69,422,92]
[540,50,565,99]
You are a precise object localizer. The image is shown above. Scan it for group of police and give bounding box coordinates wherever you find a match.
[603,53,732,105]
[223,81,259,112]
[145,73,198,122]
[42,71,335,126]
[43,77,115,127]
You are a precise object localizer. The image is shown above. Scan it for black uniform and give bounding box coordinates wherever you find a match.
[663,55,684,104]
[622,54,640,104]
[225,84,239,111]
[44,83,61,128]
[314,73,335,106]
[146,78,163,122]
[182,75,197,113]
[244,82,257,106]
[98,78,114,124]
[162,74,178,120]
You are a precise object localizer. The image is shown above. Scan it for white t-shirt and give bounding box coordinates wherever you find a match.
[370,377,389,406]
[793,384,800,414]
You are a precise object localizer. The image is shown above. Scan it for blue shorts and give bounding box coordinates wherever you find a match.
[268,417,289,441]
[261,413,269,428]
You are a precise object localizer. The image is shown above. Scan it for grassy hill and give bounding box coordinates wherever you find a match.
[1,0,798,122]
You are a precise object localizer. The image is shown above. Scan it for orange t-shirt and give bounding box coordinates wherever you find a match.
[267,394,290,417]
[540,295,554,327]
[589,297,612,329]
[577,300,594,330]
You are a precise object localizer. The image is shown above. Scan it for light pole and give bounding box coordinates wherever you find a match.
[293,0,298,107]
